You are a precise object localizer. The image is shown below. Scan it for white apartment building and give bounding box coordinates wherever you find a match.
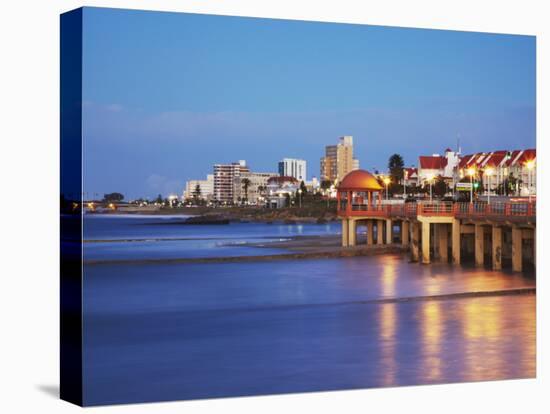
[278,158,307,182]
[184,174,214,200]
[233,171,278,205]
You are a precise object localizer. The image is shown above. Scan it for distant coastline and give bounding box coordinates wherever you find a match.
[88,205,338,225]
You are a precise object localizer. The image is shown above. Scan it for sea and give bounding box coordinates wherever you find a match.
[81,214,536,406]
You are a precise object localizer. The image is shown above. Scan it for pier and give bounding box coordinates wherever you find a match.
[337,170,536,272]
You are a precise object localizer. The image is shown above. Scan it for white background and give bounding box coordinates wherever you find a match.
[0,0,548,412]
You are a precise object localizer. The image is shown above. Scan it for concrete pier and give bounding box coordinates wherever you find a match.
[421,221,430,264]
[438,223,448,263]
[475,224,485,267]
[492,226,502,270]
[376,220,384,245]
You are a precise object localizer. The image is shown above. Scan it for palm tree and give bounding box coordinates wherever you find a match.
[241,178,252,204]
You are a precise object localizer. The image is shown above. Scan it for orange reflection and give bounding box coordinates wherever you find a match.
[461,298,506,381]
[379,303,397,386]
[421,300,443,381]
[380,257,397,298]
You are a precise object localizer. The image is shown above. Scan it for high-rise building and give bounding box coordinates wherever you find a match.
[213,160,249,204]
[278,158,307,182]
[320,136,359,183]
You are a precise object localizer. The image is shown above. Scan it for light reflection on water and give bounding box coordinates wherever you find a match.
[83,255,535,405]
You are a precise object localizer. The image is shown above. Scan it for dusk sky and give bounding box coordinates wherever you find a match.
[82,7,536,200]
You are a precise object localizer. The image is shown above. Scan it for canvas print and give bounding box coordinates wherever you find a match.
[60,7,536,406]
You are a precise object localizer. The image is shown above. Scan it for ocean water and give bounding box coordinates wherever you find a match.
[82,216,536,406]
[83,215,340,261]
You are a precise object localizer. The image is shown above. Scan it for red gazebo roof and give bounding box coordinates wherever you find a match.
[338,170,383,191]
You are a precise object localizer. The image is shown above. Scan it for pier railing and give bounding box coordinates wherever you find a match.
[340,201,535,222]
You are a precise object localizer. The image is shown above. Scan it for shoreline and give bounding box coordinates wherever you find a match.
[84,243,407,266]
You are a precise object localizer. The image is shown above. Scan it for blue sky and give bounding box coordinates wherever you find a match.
[82,7,536,200]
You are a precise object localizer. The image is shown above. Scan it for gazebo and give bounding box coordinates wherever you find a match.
[337,169,387,247]
[337,169,384,215]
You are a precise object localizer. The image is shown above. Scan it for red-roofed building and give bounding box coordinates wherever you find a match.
[403,167,418,187]
[457,148,536,196]
[417,148,460,187]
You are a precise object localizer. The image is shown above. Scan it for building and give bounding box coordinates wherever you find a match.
[402,167,418,187]
[213,160,250,204]
[233,171,278,205]
[265,176,299,208]
[320,136,359,183]
[278,158,307,182]
[458,148,536,196]
[183,174,214,200]
[417,148,460,186]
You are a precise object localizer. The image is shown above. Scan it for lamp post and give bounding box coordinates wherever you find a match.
[467,167,476,204]
[525,160,535,202]
[383,177,391,201]
[485,167,494,205]
[403,169,408,200]
[298,189,302,208]
[427,174,434,202]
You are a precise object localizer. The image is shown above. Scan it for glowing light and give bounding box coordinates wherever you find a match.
[467,167,476,177]
[383,177,391,185]
[484,167,494,176]
[525,160,535,170]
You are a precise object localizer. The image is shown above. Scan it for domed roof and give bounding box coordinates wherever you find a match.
[338,169,383,191]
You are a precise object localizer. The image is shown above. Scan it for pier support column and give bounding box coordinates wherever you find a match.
[386,219,393,244]
[411,221,420,262]
[367,220,374,245]
[512,226,523,272]
[438,223,448,263]
[348,219,357,247]
[475,224,485,267]
[421,221,431,264]
[341,219,349,247]
[492,226,502,270]
[452,219,461,265]
[377,220,384,245]
[401,220,410,246]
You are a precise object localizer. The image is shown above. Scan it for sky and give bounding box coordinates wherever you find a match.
[81,7,536,200]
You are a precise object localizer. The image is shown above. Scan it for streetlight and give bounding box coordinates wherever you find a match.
[484,167,494,204]
[298,189,302,208]
[525,160,535,202]
[467,167,476,203]
[403,169,408,199]
[427,174,434,202]
[383,176,391,201]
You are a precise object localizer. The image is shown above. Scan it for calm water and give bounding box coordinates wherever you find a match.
[83,215,340,260]
[82,216,536,406]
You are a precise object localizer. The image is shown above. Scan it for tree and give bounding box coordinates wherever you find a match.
[155,194,163,204]
[103,192,124,202]
[433,175,448,198]
[241,178,252,204]
[193,184,202,201]
[300,180,307,195]
[388,154,405,185]
[320,180,332,191]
